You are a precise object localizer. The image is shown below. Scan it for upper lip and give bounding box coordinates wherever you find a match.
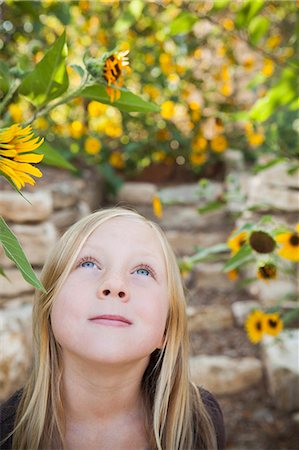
[89,314,132,325]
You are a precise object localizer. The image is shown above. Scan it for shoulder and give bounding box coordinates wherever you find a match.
[0,389,23,450]
[199,387,226,450]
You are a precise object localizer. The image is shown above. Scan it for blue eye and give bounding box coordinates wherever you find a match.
[80,260,98,269]
[135,268,150,276]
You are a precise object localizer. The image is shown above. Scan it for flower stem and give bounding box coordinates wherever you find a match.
[0,80,21,118]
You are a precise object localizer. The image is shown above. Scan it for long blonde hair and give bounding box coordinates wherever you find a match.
[11,207,216,449]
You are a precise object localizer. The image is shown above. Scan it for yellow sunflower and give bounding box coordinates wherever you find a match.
[276,224,299,262]
[152,194,163,219]
[0,124,44,190]
[245,310,265,344]
[227,230,249,255]
[264,313,283,337]
[103,50,131,102]
[257,262,277,282]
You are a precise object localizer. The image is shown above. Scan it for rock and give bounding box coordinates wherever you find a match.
[231,300,261,326]
[247,176,299,212]
[292,411,299,424]
[0,304,33,401]
[51,204,82,234]
[256,163,299,189]
[190,355,263,395]
[192,262,233,291]
[159,182,223,206]
[188,305,233,332]
[47,178,86,209]
[160,206,228,231]
[165,229,229,256]
[0,191,53,222]
[248,279,298,308]
[117,182,157,205]
[262,330,299,412]
[0,222,58,267]
[0,268,36,298]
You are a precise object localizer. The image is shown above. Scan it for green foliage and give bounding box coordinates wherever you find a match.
[0,217,46,292]
[19,31,69,106]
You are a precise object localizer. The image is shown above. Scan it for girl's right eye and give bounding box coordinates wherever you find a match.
[81,261,97,269]
[77,257,100,270]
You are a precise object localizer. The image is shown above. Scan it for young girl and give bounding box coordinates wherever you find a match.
[0,207,225,450]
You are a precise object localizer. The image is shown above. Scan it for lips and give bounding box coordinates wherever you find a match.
[89,314,132,327]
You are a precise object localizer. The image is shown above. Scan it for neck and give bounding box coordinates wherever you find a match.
[61,351,149,423]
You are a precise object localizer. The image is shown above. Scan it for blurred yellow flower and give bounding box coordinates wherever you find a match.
[152,194,163,218]
[210,135,228,153]
[8,103,23,123]
[245,310,265,344]
[243,56,255,71]
[105,123,122,138]
[247,132,265,147]
[152,151,166,162]
[264,313,283,337]
[103,50,131,102]
[88,101,107,117]
[109,151,125,169]
[145,54,155,65]
[0,124,44,189]
[266,35,282,49]
[193,48,202,59]
[192,136,207,152]
[189,152,207,166]
[84,137,102,155]
[161,101,175,119]
[219,82,232,97]
[33,117,48,131]
[188,101,201,111]
[70,120,85,139]
[220,64,230,82]
[276,224,299,262]
[257,262,277,282]
[222,18,234,31]
[227,269,238,281]
[262,58,274,77]
[227,230,248,255]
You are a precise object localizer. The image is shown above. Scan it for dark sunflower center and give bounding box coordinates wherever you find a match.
[249,231,276,253]
[255,320,262,331]
[104,55,121,81]
[259,264,276,279]
[268,319,278,328]
[290,234,299,246]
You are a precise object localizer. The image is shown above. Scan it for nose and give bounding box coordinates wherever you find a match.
[97,276,129,302]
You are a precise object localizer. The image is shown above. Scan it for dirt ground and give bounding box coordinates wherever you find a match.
[188,286,299,450]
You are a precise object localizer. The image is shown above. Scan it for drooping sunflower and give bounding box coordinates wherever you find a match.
[275,224,299,262]
[257,262,277,282]
[227,230,249,255]
[103,50,131,102]
[152,194,163,219]
[245,309,265,344]
[0,124,44,190]
[264,313,283,337]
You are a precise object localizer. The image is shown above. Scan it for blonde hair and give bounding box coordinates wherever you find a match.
[11,207,216,449]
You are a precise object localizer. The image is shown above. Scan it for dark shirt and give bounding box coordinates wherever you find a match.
[0,387,225,449]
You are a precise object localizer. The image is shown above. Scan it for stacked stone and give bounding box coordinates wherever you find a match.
[0,170,102,401]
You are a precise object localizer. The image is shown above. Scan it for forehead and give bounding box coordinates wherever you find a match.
[83,216,164,252]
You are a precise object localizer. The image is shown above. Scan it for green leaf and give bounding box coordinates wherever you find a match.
[19,31,69,106]
[79,84,160,113]
[70,64,85,78]
[0,61,10,95]
[169,12,197,35]
[248,16,269,45]
[190,243,229,264]
[197,200,226,214]
[224,244,253,272]
[253,157,285,173]
[0,217,46,292]
[35,141,76,171]
[235,0,265,28]
[212,0,230,10]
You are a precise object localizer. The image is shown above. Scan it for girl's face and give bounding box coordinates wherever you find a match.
[51,217,169,367]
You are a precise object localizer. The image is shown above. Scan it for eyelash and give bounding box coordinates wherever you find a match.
[76,256,100,269]
[134,263,156,279]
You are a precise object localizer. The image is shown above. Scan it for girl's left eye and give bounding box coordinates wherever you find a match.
[135,268,150,276]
